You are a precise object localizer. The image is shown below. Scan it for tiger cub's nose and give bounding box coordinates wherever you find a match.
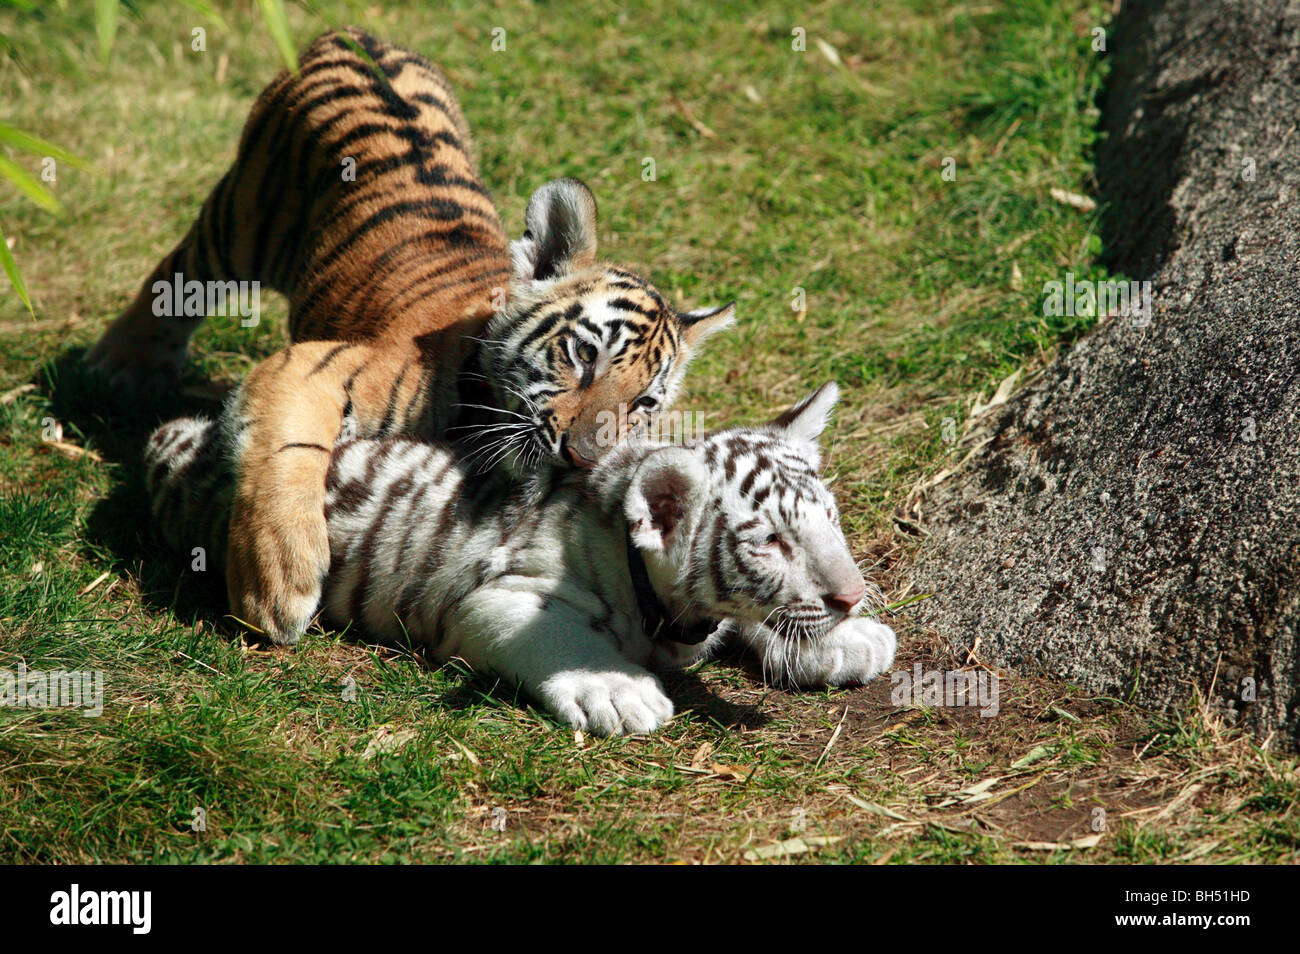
[561,435,598,469]
[823,586,865,615]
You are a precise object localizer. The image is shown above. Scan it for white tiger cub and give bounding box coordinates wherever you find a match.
[144,383,895,734]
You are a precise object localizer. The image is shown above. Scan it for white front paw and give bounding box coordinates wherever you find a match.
[794,617,897,687]
[538,670,674,736]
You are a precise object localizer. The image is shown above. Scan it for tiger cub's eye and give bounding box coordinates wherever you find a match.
[575,342,598,365]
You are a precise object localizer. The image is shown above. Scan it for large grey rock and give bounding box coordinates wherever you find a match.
[908,0,1300,746]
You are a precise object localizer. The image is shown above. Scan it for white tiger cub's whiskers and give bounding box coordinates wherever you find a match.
[144,382,895,735]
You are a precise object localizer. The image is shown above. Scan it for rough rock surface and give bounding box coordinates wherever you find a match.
[908,0,1300,746]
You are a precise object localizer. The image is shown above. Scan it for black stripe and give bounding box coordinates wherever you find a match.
[380,258,507,322]
[609,296,654,315]
[512,307,566,354]
[709,511,731,599]
[377,362,412,436]
[277,442,331,454]
[307,342,359,377]
[348,466,417,624]
[309,200,481,281]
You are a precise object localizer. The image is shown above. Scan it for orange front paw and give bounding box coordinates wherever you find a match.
[225,487,331,645]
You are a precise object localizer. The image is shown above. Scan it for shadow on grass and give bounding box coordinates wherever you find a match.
[407,655,766,733]
[38,348,234,630]
[662,666,767,731]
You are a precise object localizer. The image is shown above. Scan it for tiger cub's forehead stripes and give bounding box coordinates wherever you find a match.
[662,396,856,635]
[699,431,833,522]
[502,271,682,399]
[510,272,677,359]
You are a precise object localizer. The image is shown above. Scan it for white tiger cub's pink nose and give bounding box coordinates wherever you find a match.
[823,585,866,615]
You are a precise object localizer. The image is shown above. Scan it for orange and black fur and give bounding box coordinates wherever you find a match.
[88,29,734,643]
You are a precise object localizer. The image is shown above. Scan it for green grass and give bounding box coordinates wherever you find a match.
[1,0,1296,864]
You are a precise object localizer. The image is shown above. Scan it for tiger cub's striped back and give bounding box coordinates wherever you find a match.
[90,27,508,381]
[264,29,508,343]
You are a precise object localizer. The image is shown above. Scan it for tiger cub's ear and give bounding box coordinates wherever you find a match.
[511,178,599,283]
[677,301,736,349]
[625,446,708,552]
[767,382,840,470]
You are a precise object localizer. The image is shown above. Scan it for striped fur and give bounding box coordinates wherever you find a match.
[144,384,895,734]
[88,30,734,644]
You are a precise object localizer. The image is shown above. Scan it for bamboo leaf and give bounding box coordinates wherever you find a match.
[333,28,390,87]
[175,0,230,32]
[255,0,299,72]
[93,0,119,65]
[0,222,34,317]
[0,125,90,170]
[0,154,62,215]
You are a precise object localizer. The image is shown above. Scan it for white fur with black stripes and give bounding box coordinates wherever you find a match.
[144,383,894,734]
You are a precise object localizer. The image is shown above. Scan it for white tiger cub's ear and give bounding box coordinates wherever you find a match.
[625,445,708,552]
[511,178,599,283]
[767,382,840,469]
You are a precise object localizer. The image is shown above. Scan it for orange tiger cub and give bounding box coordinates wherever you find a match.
[87,29,734,643]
